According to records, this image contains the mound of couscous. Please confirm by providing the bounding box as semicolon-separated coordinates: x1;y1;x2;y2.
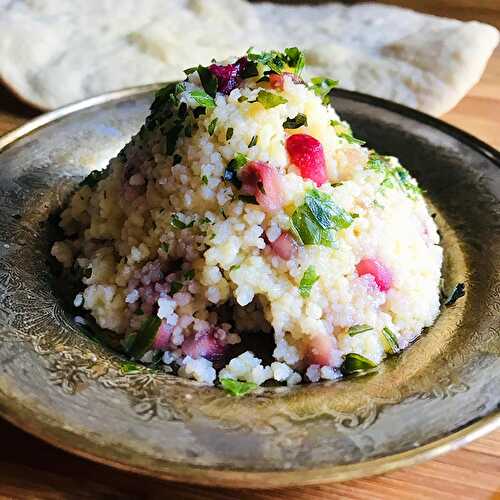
52;48;442;391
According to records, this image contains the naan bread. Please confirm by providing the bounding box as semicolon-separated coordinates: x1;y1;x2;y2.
0;0;497;115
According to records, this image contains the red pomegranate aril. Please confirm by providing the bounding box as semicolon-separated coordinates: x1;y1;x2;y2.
286;134;327;186
153;320;173;351
356;258;393;292
181;330;226;361
240;161;283;212
308;334;335;366
269;72;303;90
270;232;298;260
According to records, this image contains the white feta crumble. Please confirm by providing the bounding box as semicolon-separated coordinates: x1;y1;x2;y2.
125;289;139;304
271;362;293;382
73;293;83;307
157;296;176;319
179;356;216;385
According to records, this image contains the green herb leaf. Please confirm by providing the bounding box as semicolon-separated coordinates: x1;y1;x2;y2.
238;95;248;103
283;113;308;129
197;65;218;97
165;124;183;155
173;154;182;165
248;135;258;148
80;169;107;188
171;213;194;229
284;47;305;75
184;67;197;75
170;281;183;294
247;49;287;74
304;188;354;231
338;132;365;145
382;327;399;354
226;127;234;140
184;270;195;280
290;205;336;247
240;60;259;79
298;266;320;298
238;194;258;204
128;315;161;359
220;378;257;397
310;77;338;105
444;283;465;306
341;353;378;376
348;324;373;336
189;89;215;108
208;117;218;136
254;90;288;109
121;362;141;374
161;243;169;254
224;153;248;188
201;175;208;185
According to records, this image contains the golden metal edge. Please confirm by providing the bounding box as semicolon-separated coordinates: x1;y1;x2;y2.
1;86;499;487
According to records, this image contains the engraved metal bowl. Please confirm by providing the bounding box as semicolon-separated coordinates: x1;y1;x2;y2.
0;86;498;488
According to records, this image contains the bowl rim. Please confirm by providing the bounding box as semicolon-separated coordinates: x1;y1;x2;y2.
0;84;499;488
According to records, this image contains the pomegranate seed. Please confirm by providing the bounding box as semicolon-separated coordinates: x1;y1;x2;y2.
356;258;393;292
182;329;226;361
270;232;298;260
308;334;336;366
153;320;173;351
269;72;303;90
286;134;327;186
240;161;283;212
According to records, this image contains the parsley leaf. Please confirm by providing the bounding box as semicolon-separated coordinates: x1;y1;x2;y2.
189;89;215;108
120;362;141;374
284;47;305;75
304;188;354;231
283;113;308;129
79;169;107;188
254;90;288;109
341;353;377;376
382;327;399;354
170;281;183;294
197;65;218;97
310;77;338;105
226;127;234;140
240;60;259;79
201;175;208;185
248;135;258;148
127;315;161;359
299;266;320;298
348;324;373;336
208;117;218;136
171;213;194;229
338;132;365;145
220;378;257;397
247;47;305;75
224;153;248;188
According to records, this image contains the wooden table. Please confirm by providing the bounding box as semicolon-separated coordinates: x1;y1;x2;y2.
0;43;499;500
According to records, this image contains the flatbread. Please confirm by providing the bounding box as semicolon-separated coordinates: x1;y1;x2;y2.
0;0;497;115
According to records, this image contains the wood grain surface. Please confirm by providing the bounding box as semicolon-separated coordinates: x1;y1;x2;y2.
0;11;499;500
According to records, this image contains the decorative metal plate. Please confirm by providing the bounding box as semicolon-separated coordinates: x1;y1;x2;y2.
0;86;498;488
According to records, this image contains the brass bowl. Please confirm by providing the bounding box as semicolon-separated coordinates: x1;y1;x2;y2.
0;85;498;488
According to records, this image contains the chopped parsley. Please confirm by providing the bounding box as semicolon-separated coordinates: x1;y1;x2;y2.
444;283;465;306
184;270;195;280
80;169;107;188
226;127;234;140
298;266;320;298
290;188;353;247
224;153;248;188
283;113;308;129
382;327;399;354
238;194;258;204
220;378;257;397
248;135;258;148
238;95;248;103
310;77;338;105
348;324;373;336
197;65;218;97
208;117;218;136
201;175;208;185
338;132;365;145
161;242;169;253
254;90;288;109
240;60;259;79
367;151;422;199
247;47;305;75
127;315;161;359
170;281;183;294
189;89;215;108
120;362;141;374
173;154;182;165
341;353;378;376
171;213;194;229
183;67;197;75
